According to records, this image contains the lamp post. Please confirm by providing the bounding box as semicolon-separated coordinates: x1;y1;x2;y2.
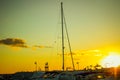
34;61;37;72
76;62;79;70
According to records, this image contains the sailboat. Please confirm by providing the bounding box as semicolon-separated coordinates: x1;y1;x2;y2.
60;2;75;71
31;2;77;80
31;2;115;80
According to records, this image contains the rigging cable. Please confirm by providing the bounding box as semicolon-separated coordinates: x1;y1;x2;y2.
63;11;75;71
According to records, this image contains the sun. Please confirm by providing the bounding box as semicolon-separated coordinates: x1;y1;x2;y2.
101;52;120;68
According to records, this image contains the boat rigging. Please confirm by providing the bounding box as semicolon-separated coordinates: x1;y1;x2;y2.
60;2;75;71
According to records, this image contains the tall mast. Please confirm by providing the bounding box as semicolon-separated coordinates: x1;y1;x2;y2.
61;2;75;71
61;2;65;71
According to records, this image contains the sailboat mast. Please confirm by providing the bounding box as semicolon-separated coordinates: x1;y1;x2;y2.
61;2;65;71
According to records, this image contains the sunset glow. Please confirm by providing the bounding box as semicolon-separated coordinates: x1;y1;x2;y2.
0;0;120;74
101;52;120;68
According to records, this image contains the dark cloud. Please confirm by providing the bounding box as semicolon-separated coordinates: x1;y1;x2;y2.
0;38;28;48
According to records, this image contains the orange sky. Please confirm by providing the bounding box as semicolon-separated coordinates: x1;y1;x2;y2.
0;0;120;74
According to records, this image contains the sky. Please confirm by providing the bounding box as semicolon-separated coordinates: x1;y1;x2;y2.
0;0;120;74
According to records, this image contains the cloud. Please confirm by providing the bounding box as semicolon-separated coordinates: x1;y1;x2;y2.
0;38;28;48
34;45;53;48
57;52;75;56
65;49;103;56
